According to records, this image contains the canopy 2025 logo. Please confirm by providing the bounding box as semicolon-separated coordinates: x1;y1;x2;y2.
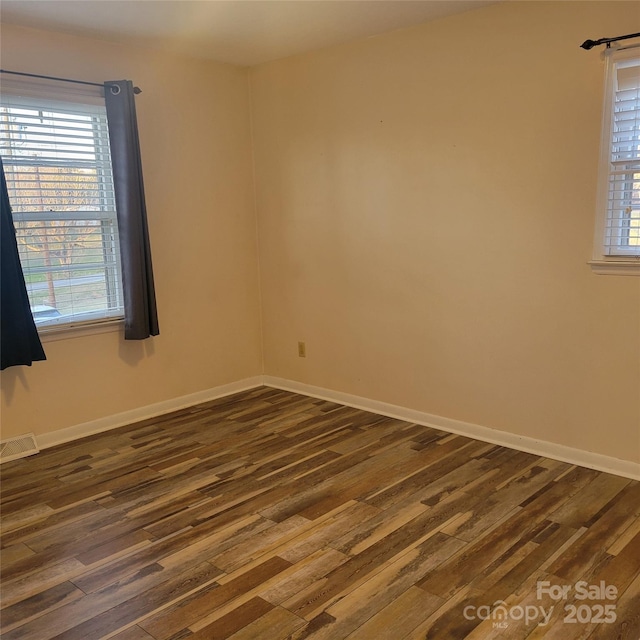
537;580;617;624
462;580;618;629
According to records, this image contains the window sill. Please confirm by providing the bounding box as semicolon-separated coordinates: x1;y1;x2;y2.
38;318;124;343
589;260;640;276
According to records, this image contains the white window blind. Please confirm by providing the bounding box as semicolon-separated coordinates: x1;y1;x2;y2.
0;90;124;327
601;53;640;257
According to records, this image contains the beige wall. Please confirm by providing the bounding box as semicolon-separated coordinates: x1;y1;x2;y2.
250;2;640;463
0;24;263;439
2;3;639;465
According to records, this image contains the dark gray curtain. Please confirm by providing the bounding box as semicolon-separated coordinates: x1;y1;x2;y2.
104;80;159;340
0;156;46;369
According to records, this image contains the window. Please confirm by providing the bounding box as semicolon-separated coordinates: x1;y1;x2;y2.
591;47;640;274
0;82;124;327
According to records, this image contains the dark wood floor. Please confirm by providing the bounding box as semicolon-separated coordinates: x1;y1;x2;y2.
1;387;639;639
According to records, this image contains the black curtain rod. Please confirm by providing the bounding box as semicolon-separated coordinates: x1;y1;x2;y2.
0;69;141;94
581;32;640;50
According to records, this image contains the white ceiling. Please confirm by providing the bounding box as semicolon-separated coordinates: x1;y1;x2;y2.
0;1;496;66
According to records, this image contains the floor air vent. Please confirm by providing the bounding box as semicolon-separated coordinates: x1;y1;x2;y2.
0;434;39;464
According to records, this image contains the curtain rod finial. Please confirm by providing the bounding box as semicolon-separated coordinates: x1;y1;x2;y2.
580;39;597;50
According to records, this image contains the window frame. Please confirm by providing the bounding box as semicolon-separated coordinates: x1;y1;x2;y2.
0;80;126;332
590;45;640;275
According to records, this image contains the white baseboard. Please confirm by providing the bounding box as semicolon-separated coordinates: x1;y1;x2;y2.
37;376;264;450
263;376;640;481
35;374;639;481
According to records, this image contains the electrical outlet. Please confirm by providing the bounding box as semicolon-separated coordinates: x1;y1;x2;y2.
298;341;306;358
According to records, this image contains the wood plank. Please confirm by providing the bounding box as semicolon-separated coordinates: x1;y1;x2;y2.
188;597;273;639
343;586;442;640
307;533;460;637
108;626;157;640
0;581;85;633
259;548;348;605
2;560;222;640
284;499;474;619
139;557;291;640
547;482;640;582
549;473;631;528
223;606;305;640
1;388;637;640
0;542;36;567
37;562;222;640
587;571;640;640
0;557;87;609
416;467;592;600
